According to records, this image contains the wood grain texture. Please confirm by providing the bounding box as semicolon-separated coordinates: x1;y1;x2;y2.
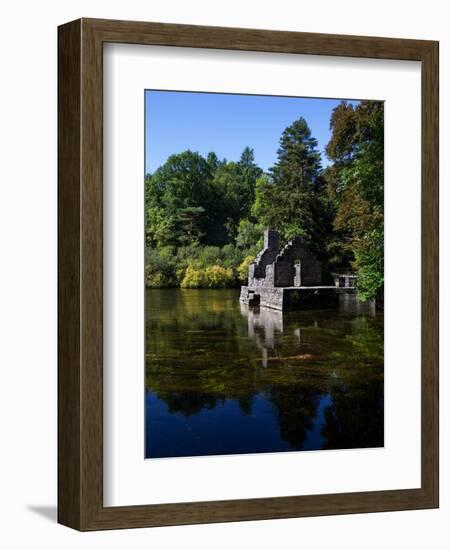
57;19;82;530
57;18;439;531
420;41;439;505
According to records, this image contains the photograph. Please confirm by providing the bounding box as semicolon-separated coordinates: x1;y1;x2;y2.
144;90;385;459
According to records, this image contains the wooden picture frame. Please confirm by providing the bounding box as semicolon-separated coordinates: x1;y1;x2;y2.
58;18;439;531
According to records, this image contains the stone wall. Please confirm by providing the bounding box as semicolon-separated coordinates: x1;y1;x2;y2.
298;258;323;286
294;262;301;287
274;261;294;287
249;231;323;288
250;229;280;281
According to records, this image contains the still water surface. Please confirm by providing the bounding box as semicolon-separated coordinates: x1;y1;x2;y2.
145;289;384;458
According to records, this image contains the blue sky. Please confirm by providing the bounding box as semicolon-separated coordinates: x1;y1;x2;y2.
145;90;359;174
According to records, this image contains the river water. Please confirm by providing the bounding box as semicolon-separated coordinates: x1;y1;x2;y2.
145;288;384;458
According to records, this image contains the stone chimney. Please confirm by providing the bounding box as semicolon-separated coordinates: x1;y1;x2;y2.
264;229;279;251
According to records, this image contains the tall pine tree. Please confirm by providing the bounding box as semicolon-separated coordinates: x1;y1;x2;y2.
252;117;331;255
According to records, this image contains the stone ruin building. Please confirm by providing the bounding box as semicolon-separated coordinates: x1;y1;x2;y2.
240;229;339;311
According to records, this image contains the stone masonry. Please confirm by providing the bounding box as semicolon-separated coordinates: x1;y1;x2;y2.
240;229;339;311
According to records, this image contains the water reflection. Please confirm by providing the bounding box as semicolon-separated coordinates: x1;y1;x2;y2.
241;303;284;367
146;289;383;458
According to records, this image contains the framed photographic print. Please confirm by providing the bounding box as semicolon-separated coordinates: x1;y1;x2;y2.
58;18;439;530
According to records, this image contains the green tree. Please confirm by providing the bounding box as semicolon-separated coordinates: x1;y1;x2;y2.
206;151;219;170
211;151;262;240
173;206;205;245
238;147;263;213
326;100;384;300
235;218;262;253
252;118;331;255
146;151;217;247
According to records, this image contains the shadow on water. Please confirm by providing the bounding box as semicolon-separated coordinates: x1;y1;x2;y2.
145;289;384;458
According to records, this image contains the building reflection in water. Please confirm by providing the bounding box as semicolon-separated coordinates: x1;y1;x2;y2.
240;302;285;368
240;293;376;370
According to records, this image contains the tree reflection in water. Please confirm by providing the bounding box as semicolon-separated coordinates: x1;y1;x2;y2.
145;289;383;458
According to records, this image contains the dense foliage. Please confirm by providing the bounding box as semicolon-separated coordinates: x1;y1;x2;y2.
324;101;384;300
252;117;332;255
145;101;384;301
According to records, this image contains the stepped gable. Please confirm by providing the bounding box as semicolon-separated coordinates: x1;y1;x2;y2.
248;230;322;288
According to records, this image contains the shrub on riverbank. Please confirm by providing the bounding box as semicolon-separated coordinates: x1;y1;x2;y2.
181;264;234;288
145;238;259;289
237;255;255;284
